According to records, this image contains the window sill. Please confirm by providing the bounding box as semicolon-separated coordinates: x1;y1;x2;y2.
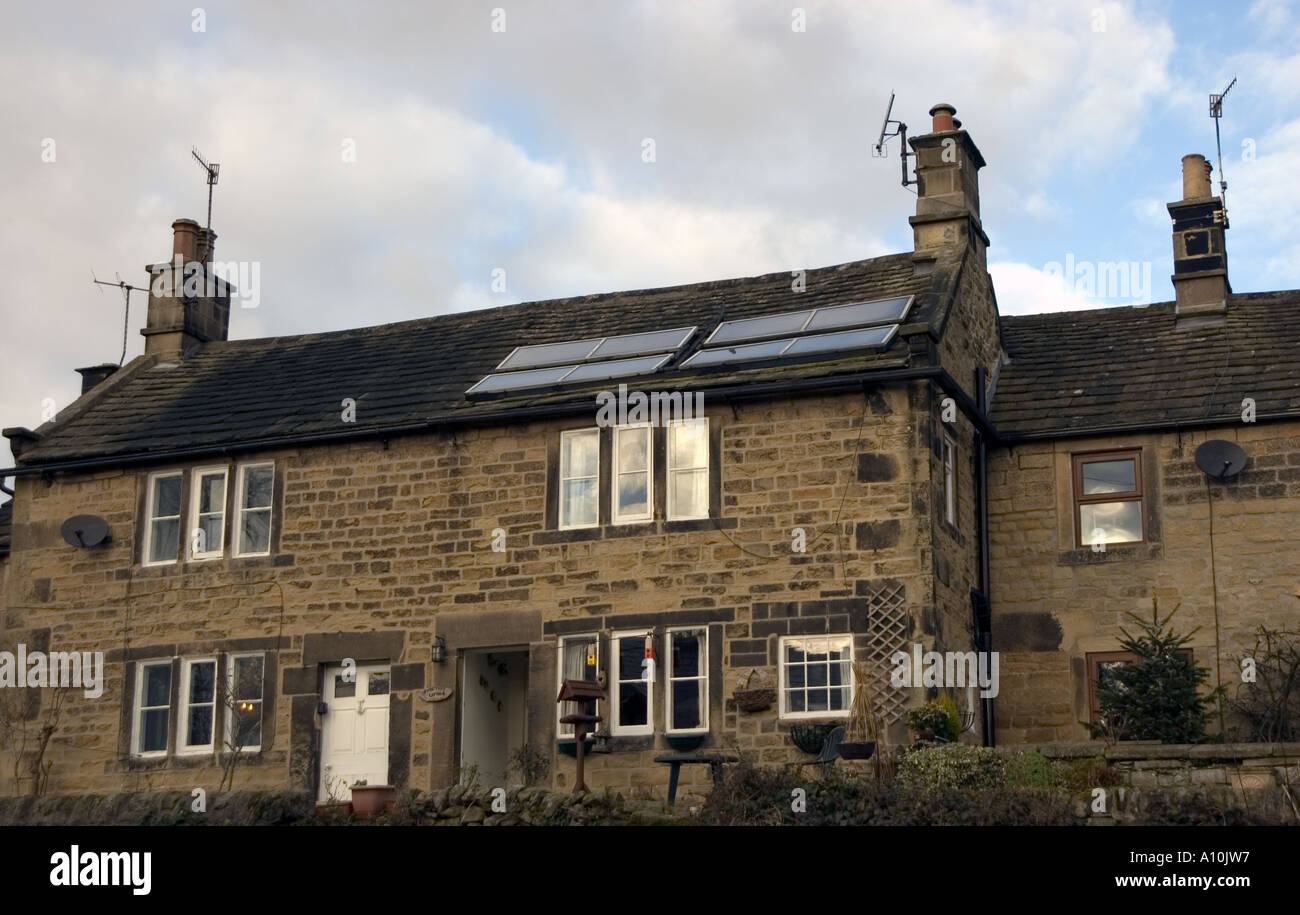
124;553;295;578
535;517;736;545
1057;543;1163;565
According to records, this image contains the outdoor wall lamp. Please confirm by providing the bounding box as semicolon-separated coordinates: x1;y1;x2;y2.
431;636;447;663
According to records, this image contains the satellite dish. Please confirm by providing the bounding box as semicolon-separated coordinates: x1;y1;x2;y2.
1194;440;1247;481
60;515;110;548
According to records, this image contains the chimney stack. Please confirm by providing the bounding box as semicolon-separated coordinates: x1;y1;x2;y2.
75;363;119;394
909;104;989;263
1168;153;1229;321
141;218;231;359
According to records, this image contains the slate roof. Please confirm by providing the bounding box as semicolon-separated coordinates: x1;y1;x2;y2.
0;500;11;558
15;251;954;466
992;291;1300;439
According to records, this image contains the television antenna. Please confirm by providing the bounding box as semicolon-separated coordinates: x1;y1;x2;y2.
191;146;220;232
872;91;915;188
92;271;150;365
1209;77;1236;228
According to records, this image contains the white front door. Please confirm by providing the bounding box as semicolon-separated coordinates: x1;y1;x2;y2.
319;663;391;802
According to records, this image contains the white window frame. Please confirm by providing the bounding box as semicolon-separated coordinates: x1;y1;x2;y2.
778;634;855;721
942;432;957;528
610;629;654;736
234;462;275;557
188;467;228;561
559;428;600;530
667;417;710;521
132;659;173;757
612;424;654;525
666;626;708;734
177;657;217;755
556;634;601;739
225;652;265;753
142;471;184;567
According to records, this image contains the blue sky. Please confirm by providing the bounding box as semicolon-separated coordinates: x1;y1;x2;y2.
2;0;1299;471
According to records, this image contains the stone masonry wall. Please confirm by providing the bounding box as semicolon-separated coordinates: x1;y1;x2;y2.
1;386;945;800
988;422;1300;743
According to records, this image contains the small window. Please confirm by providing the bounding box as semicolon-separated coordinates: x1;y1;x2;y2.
227;653;265;752
779;635;853;719
556;634;600;738
1073;451;1144;548
188;468;227;560
1087;648;1193;723
134;661;173;756
178;658;217;754
667;418;709;520
559;429;600;529
613;426;653;524
235;463;275;556
611;630;653;736
143;472;183;565
942;432;957;528
667;627;707;733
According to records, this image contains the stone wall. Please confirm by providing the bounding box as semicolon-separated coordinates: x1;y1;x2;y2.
1;385;949;799
988;423;1300;743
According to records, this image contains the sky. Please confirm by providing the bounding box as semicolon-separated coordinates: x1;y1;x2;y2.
2;0;1298;473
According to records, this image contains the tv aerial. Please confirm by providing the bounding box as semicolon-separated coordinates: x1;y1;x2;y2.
192;146;220;232
872;91;915;188
1209;77;1236;228
91;270;150;365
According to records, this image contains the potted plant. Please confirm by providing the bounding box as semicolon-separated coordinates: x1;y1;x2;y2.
315;768;354;819
350;779;397;819
838;663;877;760
906;699;959;745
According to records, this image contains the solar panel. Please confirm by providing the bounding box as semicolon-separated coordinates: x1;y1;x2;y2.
466;365;576;394
782;325;896;355
497;338;601;371
682;339;795;367
497;326;696;370
804;296;912;332
563;354;671;383
704;295;912;346
683;325;898;368
706;311;812;346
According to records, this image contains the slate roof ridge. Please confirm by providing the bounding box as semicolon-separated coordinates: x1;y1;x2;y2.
206;250;919;351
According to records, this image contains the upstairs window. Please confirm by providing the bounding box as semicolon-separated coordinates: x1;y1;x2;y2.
235;463;275;556
667;419;709;520
613;425;653;524
941;432;957;528
189;468;227;560
144;472;183;565
559;429;600;529
1073;451;1144;548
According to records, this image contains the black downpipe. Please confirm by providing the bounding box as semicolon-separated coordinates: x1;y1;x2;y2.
974;366;995;747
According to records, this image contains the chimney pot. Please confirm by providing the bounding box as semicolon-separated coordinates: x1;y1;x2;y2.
172;218;200;262
75;363;119;395
929;103;957;133
1181;154;1213;200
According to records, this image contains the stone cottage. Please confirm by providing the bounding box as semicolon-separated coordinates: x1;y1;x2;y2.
0;103;1296;802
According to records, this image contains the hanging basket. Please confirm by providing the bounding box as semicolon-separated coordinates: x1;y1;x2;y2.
733;669;776;714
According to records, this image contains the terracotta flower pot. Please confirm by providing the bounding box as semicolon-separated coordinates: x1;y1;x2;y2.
315;802;353;819
350;785;397;819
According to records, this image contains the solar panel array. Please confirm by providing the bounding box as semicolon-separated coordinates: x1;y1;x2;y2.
464;295;913;394
684;295;911;368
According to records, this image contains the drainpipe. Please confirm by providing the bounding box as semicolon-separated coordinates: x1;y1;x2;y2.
974;366;995;747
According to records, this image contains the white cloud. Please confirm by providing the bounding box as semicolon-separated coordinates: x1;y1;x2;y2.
989;261;1115;315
